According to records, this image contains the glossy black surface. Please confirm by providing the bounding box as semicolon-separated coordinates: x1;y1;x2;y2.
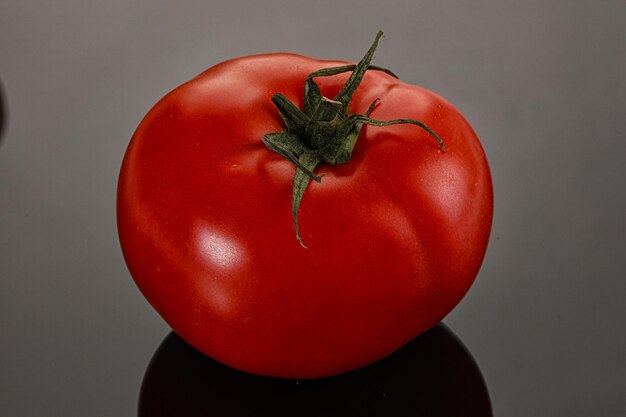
1;1;625;416
139;325;491;417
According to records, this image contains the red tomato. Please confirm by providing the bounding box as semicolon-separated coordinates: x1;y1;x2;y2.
118;32;493;378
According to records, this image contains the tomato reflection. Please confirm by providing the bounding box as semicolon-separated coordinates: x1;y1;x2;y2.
138;324;492;417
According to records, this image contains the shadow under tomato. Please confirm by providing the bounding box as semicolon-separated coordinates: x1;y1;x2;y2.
138;324;492;417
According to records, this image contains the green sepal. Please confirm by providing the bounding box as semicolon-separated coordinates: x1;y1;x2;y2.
318;115;359;165
334;31;384;113
261;132;321;182
306;64;398;82
303;77;323;117
292;152;322;248
321;99;381;165
304;64;396;120
271;93;309;136
326;121;362;165
354;115;446;152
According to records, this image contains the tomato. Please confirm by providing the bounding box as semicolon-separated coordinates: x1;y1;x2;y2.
117;31;493;378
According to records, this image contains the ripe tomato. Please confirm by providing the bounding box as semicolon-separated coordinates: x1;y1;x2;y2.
118;32;493;378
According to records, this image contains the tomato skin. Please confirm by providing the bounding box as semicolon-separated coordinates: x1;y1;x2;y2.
117;53;493;378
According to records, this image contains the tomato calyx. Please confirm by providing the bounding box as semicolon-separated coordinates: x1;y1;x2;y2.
262;31;446;248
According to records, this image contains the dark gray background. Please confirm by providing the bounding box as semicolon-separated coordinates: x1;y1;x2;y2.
1;1;625;416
